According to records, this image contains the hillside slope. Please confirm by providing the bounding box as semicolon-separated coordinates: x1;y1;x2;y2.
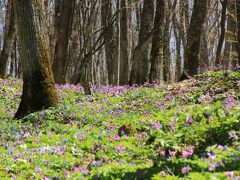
0;69;239;179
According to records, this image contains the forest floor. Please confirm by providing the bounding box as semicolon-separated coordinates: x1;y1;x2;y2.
0;69;240;179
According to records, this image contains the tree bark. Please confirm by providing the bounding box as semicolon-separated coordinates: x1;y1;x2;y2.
185;0;208;76
119;0;129;85
14;0;58;119
223;1;237;66
149;0;165;83
52;0;75;84
101;0;118;85
215;0;228;66
129;0;154;84
0;0;16;78
236;0;240;65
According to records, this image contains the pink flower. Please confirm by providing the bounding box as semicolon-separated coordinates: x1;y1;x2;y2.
116;145;125;153
208;165;216;171
216;161;225;167
63;171;70;178
169;150;177;157
182;150;190;157
187;147;194;155
152;121;162;130
37;168;43;175
181;166;191;174
224;171;234;179
159;150;165;157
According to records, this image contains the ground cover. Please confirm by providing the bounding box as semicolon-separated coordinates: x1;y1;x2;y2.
0;69;239;179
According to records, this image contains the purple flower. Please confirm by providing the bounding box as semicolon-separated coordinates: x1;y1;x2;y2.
185;116;193;125
152;121;162;130
169;120;175;132
37;168;43;174
217;145;224;151
208;165;216;171
116;145;125;153
64;171;70;178
169;150;177;157
181;166;191;174
216;161;225;167
181;147;193;158
224;171;234;179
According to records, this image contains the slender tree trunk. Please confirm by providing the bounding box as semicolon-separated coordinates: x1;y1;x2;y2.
215;0;228;66
119;0;129;85
199;30;209;71
52;0;75;84
0;0;16;78
236;0;240;64
14;0;58;119
223;1;237;66
149;0;165;83
101;0;117;85
185;0;208;76
163;0;172;82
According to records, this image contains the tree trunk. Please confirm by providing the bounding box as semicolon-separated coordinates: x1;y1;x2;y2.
14;0;58;119
223;1;237;66
149;0;165;83
236;0;240;65
185;0;208;76
129;0;154;84
215;0;228;66
101;0;117;85
52;0;75;84
119;0;129;85
163;0;172;82
0;0;16;78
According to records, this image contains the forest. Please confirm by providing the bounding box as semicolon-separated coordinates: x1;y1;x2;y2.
0;0;240;179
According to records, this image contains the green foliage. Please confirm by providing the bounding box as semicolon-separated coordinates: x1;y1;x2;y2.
0;70;239;179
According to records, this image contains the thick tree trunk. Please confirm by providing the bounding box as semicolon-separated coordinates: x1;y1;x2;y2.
14;0;58;119
129;0;154;84
185;0;208;76
149;0;165;83
0;0;16;78
52;0;75;84
215;0;228;66
119;0;129;85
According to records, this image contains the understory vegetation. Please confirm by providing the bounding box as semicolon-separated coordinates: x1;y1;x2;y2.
0;69;240;179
